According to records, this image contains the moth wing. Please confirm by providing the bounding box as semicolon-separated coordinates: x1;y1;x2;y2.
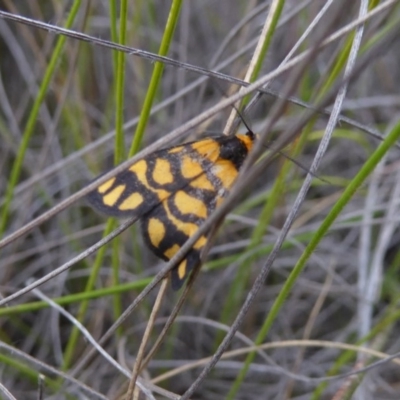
87;136;249;290
87;138;221;218
170;251;201;290
141;192;210;290
86;149;176;218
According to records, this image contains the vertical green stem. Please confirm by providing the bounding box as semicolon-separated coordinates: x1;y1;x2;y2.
0;0;82;236
227;121;400;399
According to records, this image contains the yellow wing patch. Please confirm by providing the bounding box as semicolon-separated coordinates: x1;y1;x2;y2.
87;132;255;290
98;178;116;194
148;218;166;248
103;184;126;206
153;159;173;185
174;190;208;219
119;192;144;210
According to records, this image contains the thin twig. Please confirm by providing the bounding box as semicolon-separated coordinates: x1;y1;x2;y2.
140;257;204;371
0;217;138;306
180;10;400;397
224;0;281;134
126;278;168;400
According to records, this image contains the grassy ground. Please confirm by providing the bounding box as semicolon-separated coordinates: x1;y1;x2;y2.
1;1;400;399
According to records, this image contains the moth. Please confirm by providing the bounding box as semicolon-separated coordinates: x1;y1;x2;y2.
87;132;255;289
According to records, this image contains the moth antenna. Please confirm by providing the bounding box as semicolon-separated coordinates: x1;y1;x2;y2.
231;104;256;140
265;145;330;185
230;92;329;184
210;79;256;139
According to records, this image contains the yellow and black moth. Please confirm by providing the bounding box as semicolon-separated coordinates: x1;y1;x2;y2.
87;132;255;290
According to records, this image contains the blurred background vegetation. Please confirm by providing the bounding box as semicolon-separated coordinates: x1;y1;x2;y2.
1;1;400;399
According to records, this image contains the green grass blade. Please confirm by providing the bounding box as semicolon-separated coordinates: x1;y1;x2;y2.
61;0;130;368
0;0;82;236
227;120;400;399
128;0;184;157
